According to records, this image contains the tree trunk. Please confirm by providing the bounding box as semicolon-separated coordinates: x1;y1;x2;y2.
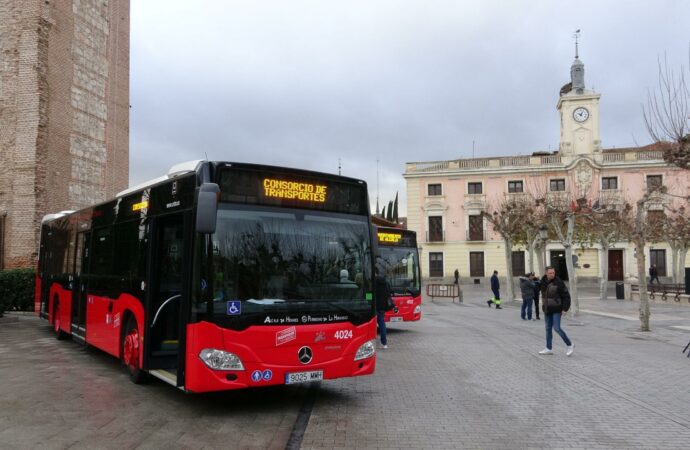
529;234;541;274
678;246;690;284
635;239;650;331
564;244;579;316
599;238;610;301
563;217;579;316
504;238;515;302
670;245;680;283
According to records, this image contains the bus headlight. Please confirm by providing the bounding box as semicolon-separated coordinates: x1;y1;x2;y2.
414;305;421;314
199;348;245;370
354;340;376;361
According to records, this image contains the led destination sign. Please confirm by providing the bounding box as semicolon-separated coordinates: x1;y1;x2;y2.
376;228;416;247
378;232;402;243
219;166;368;215
262;178;327;203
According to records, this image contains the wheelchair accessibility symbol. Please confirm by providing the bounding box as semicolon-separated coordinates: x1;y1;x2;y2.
226;301;241;315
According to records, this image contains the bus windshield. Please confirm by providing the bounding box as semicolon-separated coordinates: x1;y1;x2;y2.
376;246;420;295
201;204;374;327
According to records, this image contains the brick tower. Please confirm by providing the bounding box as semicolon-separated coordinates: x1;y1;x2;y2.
0;0;130;268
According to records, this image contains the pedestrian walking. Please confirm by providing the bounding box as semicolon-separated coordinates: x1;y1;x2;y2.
519;273;535;320
454;268;459;285
374;266;392;349
649;264;660;285
487;270;502;309
532;274;541;320
538;266;574;356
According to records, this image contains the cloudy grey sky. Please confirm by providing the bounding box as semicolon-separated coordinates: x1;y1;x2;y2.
130;0;690;216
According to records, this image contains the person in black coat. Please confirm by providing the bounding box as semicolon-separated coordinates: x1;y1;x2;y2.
374;267;391;348
538;266;573;356
532;273;541;320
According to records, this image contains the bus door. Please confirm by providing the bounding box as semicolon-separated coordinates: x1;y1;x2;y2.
146;213;190;381
71;231;90;340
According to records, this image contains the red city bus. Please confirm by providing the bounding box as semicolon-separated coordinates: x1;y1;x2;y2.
374;227;422;322
36;161;377;392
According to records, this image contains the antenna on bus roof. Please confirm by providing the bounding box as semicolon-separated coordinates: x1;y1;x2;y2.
205;152;208;161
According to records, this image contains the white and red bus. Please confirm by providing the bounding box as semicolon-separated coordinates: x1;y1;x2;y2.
374;227;422;322
36;161;377;392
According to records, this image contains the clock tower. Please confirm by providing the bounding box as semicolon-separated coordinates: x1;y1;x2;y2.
557;40;601;156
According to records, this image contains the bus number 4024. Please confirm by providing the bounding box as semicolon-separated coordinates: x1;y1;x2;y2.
334;330;353;340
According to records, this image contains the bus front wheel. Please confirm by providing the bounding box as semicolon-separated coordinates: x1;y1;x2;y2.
53;300;67;340
122;316;147;384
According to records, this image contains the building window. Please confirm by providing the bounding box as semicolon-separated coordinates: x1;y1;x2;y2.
508;180;523;193
649;249;666;277
428;216;443;242
469;252;485;277
512;251;525;276
468;215;484;241
602;177;618;190
468;182;483;195
646;175;663;192
428;184;442;196
429;252;444;277
550;179;566;192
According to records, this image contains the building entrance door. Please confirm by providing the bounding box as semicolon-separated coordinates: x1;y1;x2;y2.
549;250;568;281
608;250;624;281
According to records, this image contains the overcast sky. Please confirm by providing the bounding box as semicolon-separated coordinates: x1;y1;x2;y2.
130;0;690;216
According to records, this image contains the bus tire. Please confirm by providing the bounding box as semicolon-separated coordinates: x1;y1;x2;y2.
122;316;147;384
53;299;68;340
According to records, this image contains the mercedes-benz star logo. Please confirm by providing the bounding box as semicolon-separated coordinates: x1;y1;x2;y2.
298;346;313;364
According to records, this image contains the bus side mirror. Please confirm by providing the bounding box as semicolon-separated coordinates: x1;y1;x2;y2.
196;183;220;234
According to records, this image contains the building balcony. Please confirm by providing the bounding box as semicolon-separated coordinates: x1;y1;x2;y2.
596;190;624;209
426;231;445;243
465;229;487;241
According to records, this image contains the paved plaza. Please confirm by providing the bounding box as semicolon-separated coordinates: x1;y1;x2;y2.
1;284;690;449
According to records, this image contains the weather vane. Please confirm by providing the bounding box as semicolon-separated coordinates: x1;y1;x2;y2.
573;29;581;58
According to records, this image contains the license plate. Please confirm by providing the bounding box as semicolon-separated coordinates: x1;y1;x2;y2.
390;316;403;322
285;370;324;385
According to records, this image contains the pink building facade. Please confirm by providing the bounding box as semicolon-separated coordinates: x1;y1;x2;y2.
404;55;690;283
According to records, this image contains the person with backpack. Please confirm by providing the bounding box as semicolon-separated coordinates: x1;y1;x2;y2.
519;273;535;320
538;266;574;356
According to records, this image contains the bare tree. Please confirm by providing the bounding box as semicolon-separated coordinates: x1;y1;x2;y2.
659;206;690;283
541;194;582;315
482;196;533;303
582;202;632;301
643;48;690;169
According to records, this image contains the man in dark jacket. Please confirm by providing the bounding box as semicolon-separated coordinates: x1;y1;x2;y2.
519;273;535;320
538;266;573;356
374;267;391;348
532;274;541;320
649;265;660;284
487;270;502;309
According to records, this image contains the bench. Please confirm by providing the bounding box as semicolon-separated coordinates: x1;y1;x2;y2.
647;283;686;302
631;283;687;302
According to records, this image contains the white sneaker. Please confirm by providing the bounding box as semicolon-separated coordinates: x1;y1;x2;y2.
538;348;553;355
382;345;388;349
566;344;574;356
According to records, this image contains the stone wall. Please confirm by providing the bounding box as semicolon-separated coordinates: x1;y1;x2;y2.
0;0;129;269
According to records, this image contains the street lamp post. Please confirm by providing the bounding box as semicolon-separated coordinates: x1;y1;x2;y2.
538;224;549;274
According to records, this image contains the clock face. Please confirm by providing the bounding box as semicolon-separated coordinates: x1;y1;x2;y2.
573;107;589;123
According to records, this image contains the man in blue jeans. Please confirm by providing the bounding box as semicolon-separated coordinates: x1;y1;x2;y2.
538;266;574;356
